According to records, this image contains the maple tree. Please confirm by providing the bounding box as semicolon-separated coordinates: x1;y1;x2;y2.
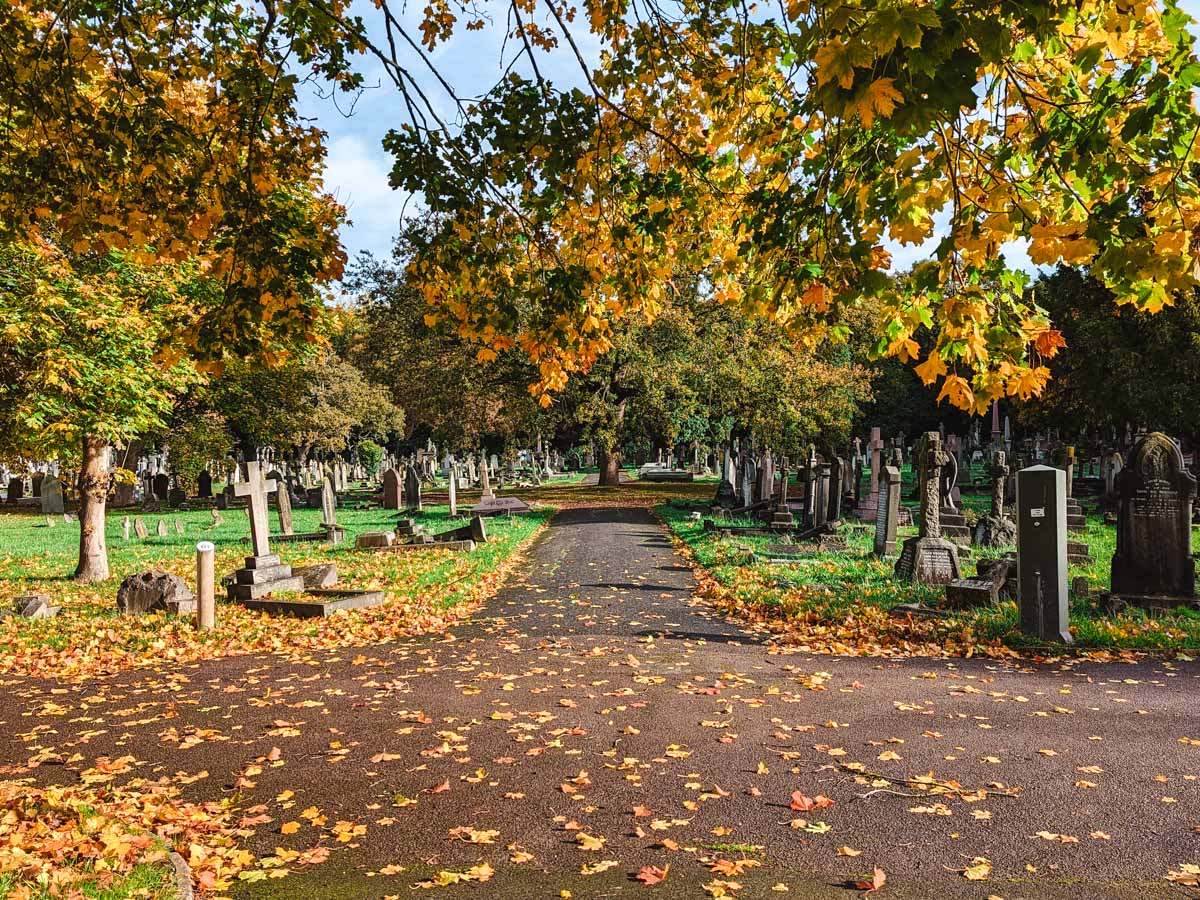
0;1;352;580
348;0;1200;412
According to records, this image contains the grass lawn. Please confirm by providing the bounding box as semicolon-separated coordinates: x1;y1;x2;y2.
0;863;175;900
659;469;1200;656
0;487;552;680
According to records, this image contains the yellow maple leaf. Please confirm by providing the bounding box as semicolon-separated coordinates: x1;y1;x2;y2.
937;373;975;410
856;78;904;128
913;352;948;386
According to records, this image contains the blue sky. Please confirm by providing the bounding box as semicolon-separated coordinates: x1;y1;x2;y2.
303;0;1200;272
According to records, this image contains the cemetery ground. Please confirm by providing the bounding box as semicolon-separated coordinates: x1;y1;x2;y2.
0;481;1199;898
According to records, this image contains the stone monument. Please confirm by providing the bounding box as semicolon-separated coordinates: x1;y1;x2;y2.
894;432;962;584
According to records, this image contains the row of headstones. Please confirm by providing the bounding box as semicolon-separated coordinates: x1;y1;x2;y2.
876;431;1196;641
713;445;847;528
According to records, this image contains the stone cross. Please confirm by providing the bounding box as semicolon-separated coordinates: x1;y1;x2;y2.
990;451;1009;517
233;461;277;558
918;432;948;540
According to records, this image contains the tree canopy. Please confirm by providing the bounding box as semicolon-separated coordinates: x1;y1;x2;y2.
361;0;1200;412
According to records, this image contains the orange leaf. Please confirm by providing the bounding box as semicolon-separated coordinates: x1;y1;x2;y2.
636;864;669;884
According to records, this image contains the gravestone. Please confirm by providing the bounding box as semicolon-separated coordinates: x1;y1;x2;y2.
227;461;305;600
174;518;183;534
117;571;196;616
770;461;794;528
197;470;213;498
827;457;843;523
152;472;170;501
6;477;23;502
855;428;884;520
40;475;64;515
479;455;495;500
31;473;43;498
894;432;962;584
974;451;1017;547
382;469;401;509
1110;432;1196;609
122;516;131;540
713;447;737;509
320;477;345;544
156;519;168;537
873;465;901;558
813;462;830;527
448;466;458;517
134;517;149;539
276;482;294;535
211;508;223;527
404;465;422;512
1017;465;1072;642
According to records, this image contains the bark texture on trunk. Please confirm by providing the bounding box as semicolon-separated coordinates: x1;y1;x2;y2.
75;434;111;583
598;450;622;486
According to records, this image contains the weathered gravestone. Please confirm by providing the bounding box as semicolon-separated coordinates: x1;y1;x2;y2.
855;428;884;521
122;516;131;540
226;462;305;600
1110;432;1196;609
479;455;495;500
152;472;170;501
320;477;345;543
117;571;196;616
873;465;901;558
134;517;148;539
894;432;962;585
40;475;64;515
156;519;168;537
382;469;401;509
448;466;458;517
404;465;422;512
276;482;294;535
6;477;24;502
974;451;1017;548
1017;465;1072;642
197;470;213;498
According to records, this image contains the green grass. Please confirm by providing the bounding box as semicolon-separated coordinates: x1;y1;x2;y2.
0;484;553;677
659;480;1200;653
0;862;175;900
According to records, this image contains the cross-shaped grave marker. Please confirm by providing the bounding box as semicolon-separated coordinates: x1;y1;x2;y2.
234;461;277;558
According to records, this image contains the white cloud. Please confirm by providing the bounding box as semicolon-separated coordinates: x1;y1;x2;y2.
321;134;407;260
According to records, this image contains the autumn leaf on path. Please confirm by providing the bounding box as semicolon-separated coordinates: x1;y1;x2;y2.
851;868;887;892
790;791;834;811
636;864;669;884
961;857;992;880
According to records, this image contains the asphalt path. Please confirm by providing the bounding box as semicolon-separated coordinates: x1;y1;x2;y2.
2;506;1198;899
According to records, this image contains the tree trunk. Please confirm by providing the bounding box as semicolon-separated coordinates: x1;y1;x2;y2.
598;449;622;486
75;435;111;583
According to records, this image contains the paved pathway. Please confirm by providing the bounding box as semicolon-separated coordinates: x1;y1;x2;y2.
2;506;1199;898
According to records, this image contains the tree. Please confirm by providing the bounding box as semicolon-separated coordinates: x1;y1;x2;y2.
1023;266;1200;444
0;244;203;581
358;0;1200;412
211;354;404;465
0;1;352;579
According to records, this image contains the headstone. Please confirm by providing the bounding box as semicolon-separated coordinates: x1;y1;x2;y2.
356;531;395;549
31;472;43;497
10;594;60;619
276;481;294;535
156;519;168;537
152;472;170;501
873;465;901;558
174;518;184;535
404;465;422;511
827;457;844;523
197;470;213;498
117;571;196;616
382;469;401;509
856;428;884;520
813;462;830;527
320;477;345;543
211;508;223;527
134;517;148;539
292;563;338;589
974;451;1017;548
6;477;24;502
894;432;962;585
448;466;458;517
234;461;277;559
40;475;64;514
1016;465;1073;642
1110;432;1196;609
479;455;495;500
122;516;131;540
